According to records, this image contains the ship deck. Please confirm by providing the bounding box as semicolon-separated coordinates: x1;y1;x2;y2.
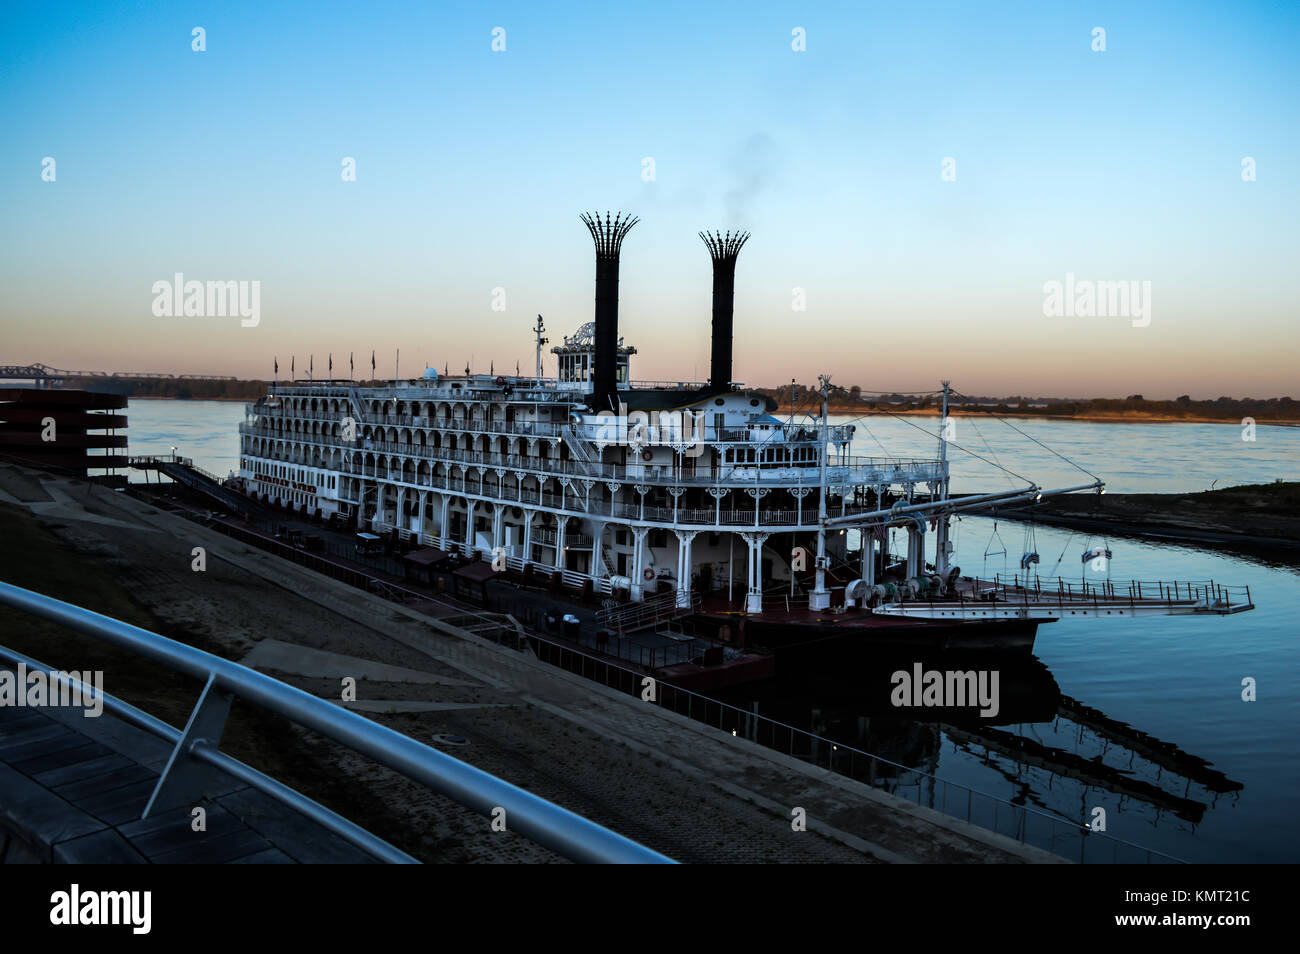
885;574;1256;620
700;574;1255;623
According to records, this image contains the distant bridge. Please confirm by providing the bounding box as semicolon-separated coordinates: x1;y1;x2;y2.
0;363;239;385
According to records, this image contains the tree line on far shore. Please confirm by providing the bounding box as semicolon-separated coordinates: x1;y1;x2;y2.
757;385;1299;421
69;377;269;400
69;375;1297;421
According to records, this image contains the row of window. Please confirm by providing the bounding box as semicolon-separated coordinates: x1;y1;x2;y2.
241;458;338;491
272;398;531;422
617;528;728;549
556;352;630;384
721;447;819;465
247;435;822;473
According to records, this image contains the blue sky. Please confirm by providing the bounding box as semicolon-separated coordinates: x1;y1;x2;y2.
2;0;1297;396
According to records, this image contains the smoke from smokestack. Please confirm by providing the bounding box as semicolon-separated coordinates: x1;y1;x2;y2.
580;211;638;412
700;229;750;393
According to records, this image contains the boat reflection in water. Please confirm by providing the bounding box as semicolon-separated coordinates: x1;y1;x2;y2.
719;648;1243;845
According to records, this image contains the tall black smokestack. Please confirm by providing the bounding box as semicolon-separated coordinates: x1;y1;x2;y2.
700;229;750;393
580;211;639;412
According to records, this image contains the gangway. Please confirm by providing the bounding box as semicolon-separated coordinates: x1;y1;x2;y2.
596;589;700;636
874;574;1254;621
128;454;252;515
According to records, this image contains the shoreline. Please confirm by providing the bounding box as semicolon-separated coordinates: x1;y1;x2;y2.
990;483;1300;559
802;407;1300;426
994;508;1300;557
125;394;253;402
58;393;1300;425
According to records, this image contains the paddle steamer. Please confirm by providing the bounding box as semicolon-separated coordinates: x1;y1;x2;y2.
233;213;1253;654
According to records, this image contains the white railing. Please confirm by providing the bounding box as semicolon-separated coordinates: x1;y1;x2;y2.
251;407;861;454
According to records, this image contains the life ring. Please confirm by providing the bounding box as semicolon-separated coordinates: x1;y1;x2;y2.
494;375;506;386
643;568;655;581
640;448;653;462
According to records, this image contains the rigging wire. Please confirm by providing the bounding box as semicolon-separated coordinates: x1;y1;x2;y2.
951;389;1102;482
813;386;1101;508
1020;522;1040;571
844;405;1038;484
983;521;1008;577
859;419;891;456
965;412;1020;491
1043;530;1077;580
813;384;894;456
1081;533;1114;580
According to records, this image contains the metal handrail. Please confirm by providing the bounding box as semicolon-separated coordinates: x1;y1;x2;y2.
0;643;415;863
0;581;673;864
985;573;1251;609
239;420;946;485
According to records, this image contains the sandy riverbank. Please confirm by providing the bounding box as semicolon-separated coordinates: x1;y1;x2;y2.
996;482;1300;555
